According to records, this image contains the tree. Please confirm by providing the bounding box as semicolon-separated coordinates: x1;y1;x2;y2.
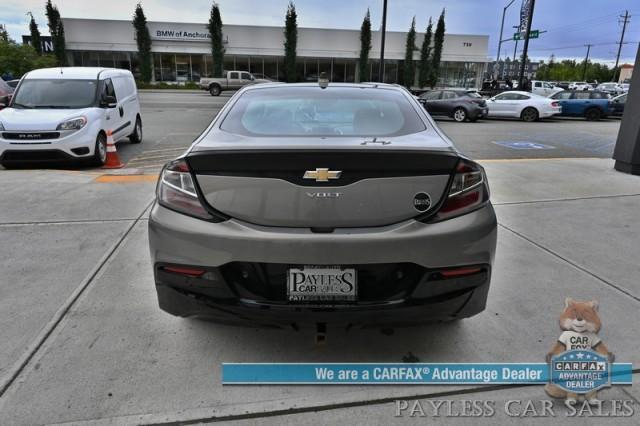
418;17;433;88
132;3;152;83
45;0;67;65
0;39;57;78
429;9;445;88
207;2;225;78
403;17;416;88
28;12;42;55
283;2;298;82
0;25;12;43
358;9;372;82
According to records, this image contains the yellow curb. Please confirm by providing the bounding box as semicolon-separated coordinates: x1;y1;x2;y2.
94;175;158;183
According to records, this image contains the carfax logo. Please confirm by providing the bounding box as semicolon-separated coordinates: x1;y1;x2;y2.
544;298;614;404
550;350;610;394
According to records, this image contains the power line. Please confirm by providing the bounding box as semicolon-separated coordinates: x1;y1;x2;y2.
527;41;636;52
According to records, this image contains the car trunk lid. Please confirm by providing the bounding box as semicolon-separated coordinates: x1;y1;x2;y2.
188;147;459;228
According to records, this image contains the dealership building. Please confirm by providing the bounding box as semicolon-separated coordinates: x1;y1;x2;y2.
61;18;489;88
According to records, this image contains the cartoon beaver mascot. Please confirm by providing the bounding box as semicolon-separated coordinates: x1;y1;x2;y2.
544;298;614;403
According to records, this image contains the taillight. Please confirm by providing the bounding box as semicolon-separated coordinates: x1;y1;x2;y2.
162;266;206;277
430;159;489;222
551;101;559;107
157;159;216;220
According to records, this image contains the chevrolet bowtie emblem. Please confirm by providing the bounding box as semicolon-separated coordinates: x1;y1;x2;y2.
303;168;342;182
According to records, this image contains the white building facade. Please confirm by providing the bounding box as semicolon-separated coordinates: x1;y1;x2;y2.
62;18;489;88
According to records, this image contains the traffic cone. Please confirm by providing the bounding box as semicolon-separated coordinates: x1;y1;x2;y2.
102;130;125;169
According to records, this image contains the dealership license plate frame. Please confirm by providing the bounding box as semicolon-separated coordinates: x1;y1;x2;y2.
287;266;357;302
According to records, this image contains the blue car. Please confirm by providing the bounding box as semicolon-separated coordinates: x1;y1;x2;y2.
550;90;610;120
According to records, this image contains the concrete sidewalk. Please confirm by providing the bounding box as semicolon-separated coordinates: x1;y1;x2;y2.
0;158;638;425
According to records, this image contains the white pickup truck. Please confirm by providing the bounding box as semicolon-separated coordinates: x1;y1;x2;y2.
199;71;270;96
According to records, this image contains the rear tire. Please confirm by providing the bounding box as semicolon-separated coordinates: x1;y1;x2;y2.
585;108;602;121
92;132;107;167
129;116;143;144
521;107;539;122
209;84;221;96
452;107;467;122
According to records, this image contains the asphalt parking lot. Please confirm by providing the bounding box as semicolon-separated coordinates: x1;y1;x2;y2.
0;91;638;424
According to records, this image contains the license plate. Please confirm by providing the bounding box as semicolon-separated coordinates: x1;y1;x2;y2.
287;266;357;302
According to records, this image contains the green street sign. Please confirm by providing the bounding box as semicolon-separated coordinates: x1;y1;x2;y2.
513;30;539;40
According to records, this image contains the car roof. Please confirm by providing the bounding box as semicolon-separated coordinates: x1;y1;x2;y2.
24;67;132;80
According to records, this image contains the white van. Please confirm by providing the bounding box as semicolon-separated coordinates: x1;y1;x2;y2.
0;67;142;167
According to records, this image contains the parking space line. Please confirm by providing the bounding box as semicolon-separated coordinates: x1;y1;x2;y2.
480;157;600;163
94;175;158;183
0;199;154;398
493;192;640;206
498;222;640;304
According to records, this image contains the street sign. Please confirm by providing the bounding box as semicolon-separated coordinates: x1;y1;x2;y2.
513;30;539;40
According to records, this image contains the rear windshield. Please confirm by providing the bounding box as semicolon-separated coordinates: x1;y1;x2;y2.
219;86;426;137
12;79;98;109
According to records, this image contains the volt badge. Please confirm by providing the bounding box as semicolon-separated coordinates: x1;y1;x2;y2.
413;193;432;212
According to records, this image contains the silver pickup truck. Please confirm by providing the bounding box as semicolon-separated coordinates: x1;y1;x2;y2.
199;71;270;96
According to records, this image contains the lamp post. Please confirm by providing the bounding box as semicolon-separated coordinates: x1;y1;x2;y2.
496;0;516;66
379;0;388;82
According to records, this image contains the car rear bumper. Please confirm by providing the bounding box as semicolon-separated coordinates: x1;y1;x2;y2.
148;202;498;326
469;107;489;119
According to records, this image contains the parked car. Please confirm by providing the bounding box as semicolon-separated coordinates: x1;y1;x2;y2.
0;67;142;168
478;79;513;97
568;82;591;91
596;82;622;96
549;90;610;120
486;91;561;121
556;81;570;90
251;73;277;82
148;82;497;327
609;93;627;116
418;89;488;122
199;70;270;96
619;83;630;93
531;80;563;97
0;79;13;110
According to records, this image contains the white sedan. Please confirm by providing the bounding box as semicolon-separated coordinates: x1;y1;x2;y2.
486;91;562;122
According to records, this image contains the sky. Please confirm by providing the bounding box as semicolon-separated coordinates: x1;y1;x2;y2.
1;0;639;65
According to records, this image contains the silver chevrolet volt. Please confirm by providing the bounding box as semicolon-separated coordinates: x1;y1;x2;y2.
148;82;497;328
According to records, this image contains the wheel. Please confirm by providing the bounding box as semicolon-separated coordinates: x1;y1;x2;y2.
92;132;107;166
585;108;602;121
129;116;143;144
209;84;221;96
452;107;467;122
521;107;539;122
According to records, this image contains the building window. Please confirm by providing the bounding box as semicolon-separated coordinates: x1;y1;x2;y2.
236;56;249;72
263;56;280;81
249;56;263;76
318;58;331;81
223;56;235;74
175;54;191;81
